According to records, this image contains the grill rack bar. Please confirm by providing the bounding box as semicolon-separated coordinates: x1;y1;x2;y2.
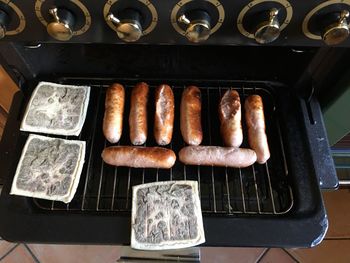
32;83;293;216
80;90;102;211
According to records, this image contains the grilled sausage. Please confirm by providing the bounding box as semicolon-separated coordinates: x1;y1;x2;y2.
179;146;257;168
219;89;243;147
154;84;175;145
245;95;270;164
180;86;203;145
129;82;149;145
102;146;176;168
103;83;125;144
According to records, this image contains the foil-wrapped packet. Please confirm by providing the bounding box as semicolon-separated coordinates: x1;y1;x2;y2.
20;81;90;136
10;134;85;203
131;181;205;250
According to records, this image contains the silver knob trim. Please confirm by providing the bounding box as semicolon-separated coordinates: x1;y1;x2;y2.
254;8;280;44
107;12;143;42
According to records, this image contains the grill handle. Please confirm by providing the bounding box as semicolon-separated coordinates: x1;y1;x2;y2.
300;95;339;190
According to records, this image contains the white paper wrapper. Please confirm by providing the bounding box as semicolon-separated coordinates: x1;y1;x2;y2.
20;81;90;136
131;181;205;250
10;134;85;203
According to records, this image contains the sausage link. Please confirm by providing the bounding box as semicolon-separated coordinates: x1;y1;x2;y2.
179;146;256;168
218;89;243;147
154;84;175;145
103;83;125;143
129;82;149;145
245;95;270;164
102;146;176;168
180;86;203;145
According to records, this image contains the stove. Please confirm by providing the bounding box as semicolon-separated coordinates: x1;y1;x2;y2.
0;0;345;248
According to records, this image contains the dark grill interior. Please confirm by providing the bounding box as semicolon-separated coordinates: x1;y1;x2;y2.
29;81;293;215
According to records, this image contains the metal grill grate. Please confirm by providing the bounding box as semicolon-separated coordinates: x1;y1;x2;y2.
32;82;293;215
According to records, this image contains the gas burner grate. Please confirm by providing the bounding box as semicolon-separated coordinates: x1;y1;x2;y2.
31;82;293;215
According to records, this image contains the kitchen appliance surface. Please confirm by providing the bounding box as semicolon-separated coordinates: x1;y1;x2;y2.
0;0;343;248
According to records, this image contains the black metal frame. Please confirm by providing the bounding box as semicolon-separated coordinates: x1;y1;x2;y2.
0;43;339;247
0;77;330;247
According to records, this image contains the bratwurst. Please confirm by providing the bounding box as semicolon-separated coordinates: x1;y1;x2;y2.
129;82;149;145
154;84;174;145
179;146;257;168
103;83;125;144
102;146;176;169
245;95;270;164
218;89;243;147
180;86;203;145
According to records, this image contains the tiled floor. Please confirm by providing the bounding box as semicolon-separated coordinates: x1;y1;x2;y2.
0;189;349;262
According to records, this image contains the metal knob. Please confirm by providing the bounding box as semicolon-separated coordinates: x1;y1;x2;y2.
178;10;211;43
0;9;9;40
254;8;280;44
322;10;350;45
107;9;142;42
47;7;75;41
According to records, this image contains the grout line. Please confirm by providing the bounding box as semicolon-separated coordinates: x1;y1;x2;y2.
24;244;41;263
324;237;350;240
255;248;269;263
282;248;301;263
0;243;19;261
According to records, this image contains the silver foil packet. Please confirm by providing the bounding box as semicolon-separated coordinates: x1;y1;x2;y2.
10;134;85;203
131;181;205;250
20;81;90;136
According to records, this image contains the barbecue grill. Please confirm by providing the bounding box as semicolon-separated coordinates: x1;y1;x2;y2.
0;0;345;248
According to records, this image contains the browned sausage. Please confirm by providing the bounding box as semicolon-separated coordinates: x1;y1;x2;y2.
245;95;270;164
180;86;202;145
129;82;149;145
219;89;243;147
179;146;257;168
154;84;175;145
102;146;176;168
103;83;125;143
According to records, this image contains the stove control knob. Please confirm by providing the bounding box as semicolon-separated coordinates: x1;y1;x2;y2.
107;9;142;42
178;10;211;43
254;8;280;44
322;10;349;45
0;9;9;39
47;7;75;41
